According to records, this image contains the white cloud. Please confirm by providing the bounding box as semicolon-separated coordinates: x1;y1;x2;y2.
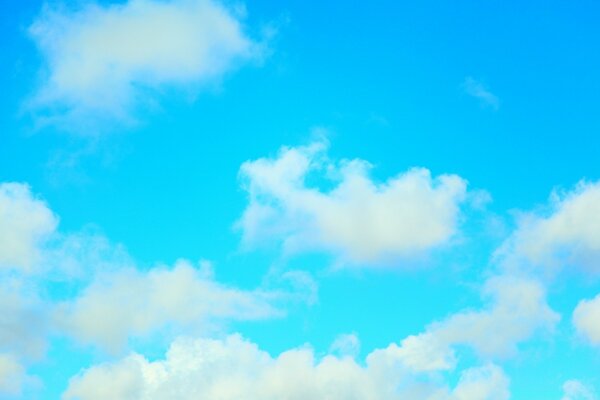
238;141;469;264
381;276;559;372
498;180;600;274
0;183;58;272
63;334;509;400
29;0;264;126
0;286;48;360
463;77;499;110
0;354;27;397
573;293;600;346
562;380;597;400
56;260;281;352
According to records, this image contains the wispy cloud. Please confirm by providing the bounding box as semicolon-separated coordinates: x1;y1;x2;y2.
463;77;500;110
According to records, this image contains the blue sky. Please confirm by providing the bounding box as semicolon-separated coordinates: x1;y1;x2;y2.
1;0;600;399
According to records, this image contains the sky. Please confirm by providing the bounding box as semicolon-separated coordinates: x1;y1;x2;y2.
1;0;600;399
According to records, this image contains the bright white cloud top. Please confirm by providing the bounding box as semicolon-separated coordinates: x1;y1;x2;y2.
238;141;469;264
63;334;510;400
29;0;263;124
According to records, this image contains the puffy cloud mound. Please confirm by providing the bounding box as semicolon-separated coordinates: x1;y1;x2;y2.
29;0;263;125
63;334;509;400
56;260;281;352
498;180;600;273
379;276;559;372
573;293;600;346
238;141;469;264
0;183;57;272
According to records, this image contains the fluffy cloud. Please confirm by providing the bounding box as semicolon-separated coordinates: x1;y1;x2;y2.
0;183;58;271
498;181;600;273
56;260;281;352
380;276;559;372
63;334;509;400
562;380;597;400
573;293;600;346
29;0;264;125
238;141;469;264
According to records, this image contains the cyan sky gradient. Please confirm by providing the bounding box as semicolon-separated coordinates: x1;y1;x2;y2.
1;1;600;399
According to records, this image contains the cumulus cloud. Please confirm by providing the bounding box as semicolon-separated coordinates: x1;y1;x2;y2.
63;334;509;400
29;0;264;126
498;180;600;274
380;276;559;372
0;183;58;272
573;293;600;346
463;77;499;110
562;380;597;400
56;260;281;352
238;141;469;264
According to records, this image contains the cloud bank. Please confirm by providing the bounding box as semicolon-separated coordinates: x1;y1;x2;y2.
63;334;510;400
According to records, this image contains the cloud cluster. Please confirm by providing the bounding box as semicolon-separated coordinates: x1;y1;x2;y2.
63;334;509;400
29;0;264;126
238;141;469;264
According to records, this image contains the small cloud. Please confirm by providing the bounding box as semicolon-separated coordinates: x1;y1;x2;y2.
463;77;500;110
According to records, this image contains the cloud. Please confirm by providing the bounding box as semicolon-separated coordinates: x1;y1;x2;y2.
29;0;264;128
55;260;282;352
452;364;510;400
0;286;49;360
463;77;499;110
573;293;600;346
562;380;597;400
497;180;600;274
0;354;27;397
63;334;509;400
237;140;469;264
380;275;559;372
329;333;360;358
0;183;58;272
